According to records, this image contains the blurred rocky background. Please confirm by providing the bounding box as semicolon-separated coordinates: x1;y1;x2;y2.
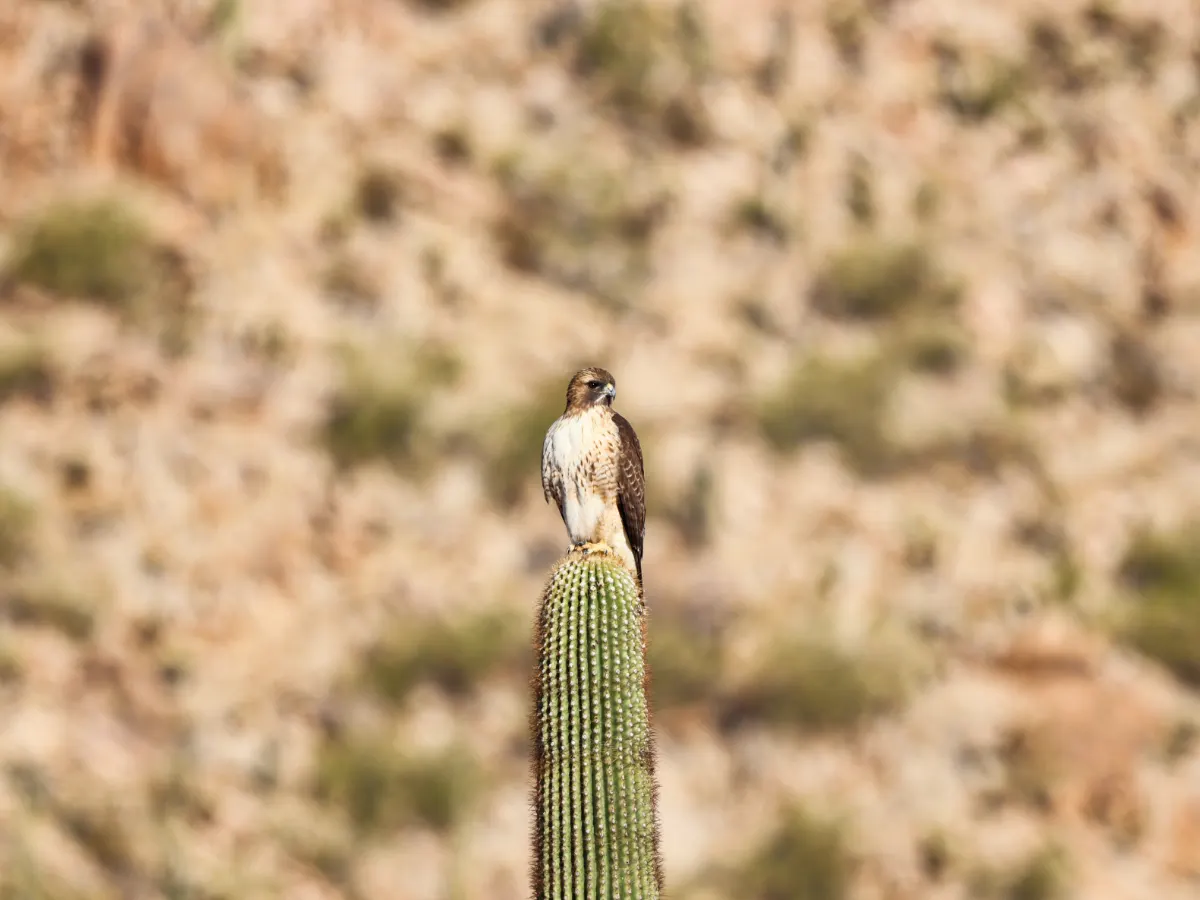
1;0;1199;897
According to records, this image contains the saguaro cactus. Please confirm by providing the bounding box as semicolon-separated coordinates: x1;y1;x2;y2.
531;548;662;900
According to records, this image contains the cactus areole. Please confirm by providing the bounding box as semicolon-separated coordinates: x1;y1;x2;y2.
531;549;662;900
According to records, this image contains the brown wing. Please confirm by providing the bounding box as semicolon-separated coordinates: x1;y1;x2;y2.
541;420;566;525
613;411;645;584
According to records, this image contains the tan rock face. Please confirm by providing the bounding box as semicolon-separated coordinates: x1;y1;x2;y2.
1167;791;1200;878
78;17;285;210
2;1;1200;899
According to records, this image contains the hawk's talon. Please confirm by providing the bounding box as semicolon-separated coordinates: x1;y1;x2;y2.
568;541;613;558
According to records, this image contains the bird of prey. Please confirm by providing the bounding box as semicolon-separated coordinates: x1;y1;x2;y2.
541;367;645;586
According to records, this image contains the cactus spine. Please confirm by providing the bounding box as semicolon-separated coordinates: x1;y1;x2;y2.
531;548;662;900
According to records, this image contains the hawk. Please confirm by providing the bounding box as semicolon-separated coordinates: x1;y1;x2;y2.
541;367;645;586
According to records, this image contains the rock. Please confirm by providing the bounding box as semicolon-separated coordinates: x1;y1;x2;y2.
1004;315;1105;405
78;18;285;211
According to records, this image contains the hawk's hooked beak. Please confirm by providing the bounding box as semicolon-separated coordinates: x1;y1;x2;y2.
604;383;616;400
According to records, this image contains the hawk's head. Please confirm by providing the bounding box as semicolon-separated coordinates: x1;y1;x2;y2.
565;367;616;413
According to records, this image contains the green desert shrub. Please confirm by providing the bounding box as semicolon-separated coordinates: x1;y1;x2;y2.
732;806;852;900
410;0;476;11
972;845;1069;900
1162;719;1198;764
6;580;95;641
1006;846;1069;900
362;607;528;705
6;585;94;643
321;342;463;472
322;348;424;471
0;488;34;569
934;42;1026;123
845;154;874;225
204;0;241;37
825;2;866;70
917;830;954;882
997;726;1057;812
0;342;55;405
811;239;959;321
0;638;21;684
573;0;711;144
721;634;910;733
315;738;480;836
484;381;566;508
730;194;791;244
321;163;404;242
353;164;403;225
56;801;139;876
493;148;668;304
895;319;969;376
1115;525;1200;686
914;422;1043;481
574;0;665;112
1109;330;1163;415
277;817;355;889
432;125;473;167
757;353;900;477
657;463;716;549
647;607;724;714
321;253;382;313
5;199;157;308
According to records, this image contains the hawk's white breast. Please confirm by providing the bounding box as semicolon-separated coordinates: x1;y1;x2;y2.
543;409;610;546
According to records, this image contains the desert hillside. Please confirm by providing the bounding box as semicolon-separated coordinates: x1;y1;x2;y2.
1;0;1199;898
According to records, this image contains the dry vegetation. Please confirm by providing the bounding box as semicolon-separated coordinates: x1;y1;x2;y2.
1;0;1200;898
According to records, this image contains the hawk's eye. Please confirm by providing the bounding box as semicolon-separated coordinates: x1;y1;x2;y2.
586;380;602;389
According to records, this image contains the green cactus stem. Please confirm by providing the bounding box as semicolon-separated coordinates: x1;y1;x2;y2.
531;547;662;900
